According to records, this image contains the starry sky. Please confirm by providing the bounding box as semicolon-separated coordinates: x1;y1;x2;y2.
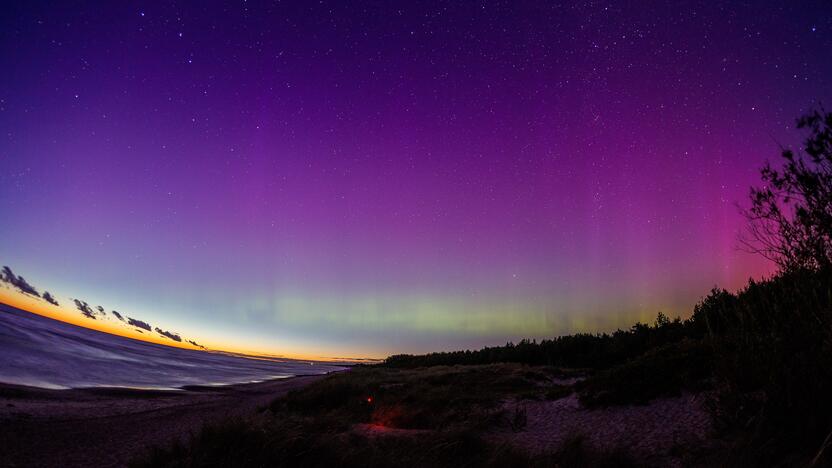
1;1;830;359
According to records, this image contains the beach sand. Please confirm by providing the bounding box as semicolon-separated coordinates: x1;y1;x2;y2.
0;374;331;467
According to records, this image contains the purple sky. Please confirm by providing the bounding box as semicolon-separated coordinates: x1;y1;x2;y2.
1;1;830;357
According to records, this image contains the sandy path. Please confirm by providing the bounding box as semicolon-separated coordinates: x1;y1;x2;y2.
0;374;332;467
496;392;712;466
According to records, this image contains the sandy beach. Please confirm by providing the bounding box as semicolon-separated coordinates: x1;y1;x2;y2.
0;374;332;467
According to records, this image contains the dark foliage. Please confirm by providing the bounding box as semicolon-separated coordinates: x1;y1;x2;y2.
694;267;832;466
271;365;544;431
383;312;698;370
577;339;712;408
134;420;634;468
133;365;636;468
130;264;832;465
741;108;832;271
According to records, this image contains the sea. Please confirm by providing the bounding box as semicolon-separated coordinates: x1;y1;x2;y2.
0;303;346;390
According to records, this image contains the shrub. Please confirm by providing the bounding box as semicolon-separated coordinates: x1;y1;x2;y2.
384;313;699;371
132;365;636;468
577;339;712;408
697;268;832;464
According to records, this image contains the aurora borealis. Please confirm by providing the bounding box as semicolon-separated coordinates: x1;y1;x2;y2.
1;2;831;359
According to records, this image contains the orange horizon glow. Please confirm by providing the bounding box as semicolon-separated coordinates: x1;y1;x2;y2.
0;287;381;362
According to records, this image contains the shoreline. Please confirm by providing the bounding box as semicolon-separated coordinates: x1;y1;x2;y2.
0;372;339;467
0;369;343;395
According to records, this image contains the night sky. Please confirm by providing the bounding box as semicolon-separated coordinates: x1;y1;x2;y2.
1;1;830;358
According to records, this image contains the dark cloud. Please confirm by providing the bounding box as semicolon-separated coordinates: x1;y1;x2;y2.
155;328;182;342
73;299;97;319
42;291;59;306
127;317;151;331
0;264;201;351
1;266;40;297
187;339;206;350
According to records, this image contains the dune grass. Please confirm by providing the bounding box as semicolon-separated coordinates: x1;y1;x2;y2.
133;364;636;468
381;268;832;465
134;268;832;466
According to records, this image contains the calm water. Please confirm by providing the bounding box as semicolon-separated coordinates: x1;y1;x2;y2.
0;303;345;389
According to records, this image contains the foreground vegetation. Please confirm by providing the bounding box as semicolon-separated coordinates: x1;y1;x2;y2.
134;267;832;467
135;364;639;467
384;267;832;465
137;110;832;466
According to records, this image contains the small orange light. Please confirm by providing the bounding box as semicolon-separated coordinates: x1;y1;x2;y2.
367;396;373;403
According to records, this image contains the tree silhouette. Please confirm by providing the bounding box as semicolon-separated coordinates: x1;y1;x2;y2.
742;107;832;271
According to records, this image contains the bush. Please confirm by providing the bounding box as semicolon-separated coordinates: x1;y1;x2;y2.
269;364;548;431
132;365;637;468
697;268;832;465
133;269;832;465
577;339;712;408
384;312;699;370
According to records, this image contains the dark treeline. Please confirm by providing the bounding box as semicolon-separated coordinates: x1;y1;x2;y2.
383;108;832;463
382;266;832;464
134;110;832;467
384;311;701;370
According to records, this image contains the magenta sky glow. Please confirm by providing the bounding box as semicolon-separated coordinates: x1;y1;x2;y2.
1;2;829;357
